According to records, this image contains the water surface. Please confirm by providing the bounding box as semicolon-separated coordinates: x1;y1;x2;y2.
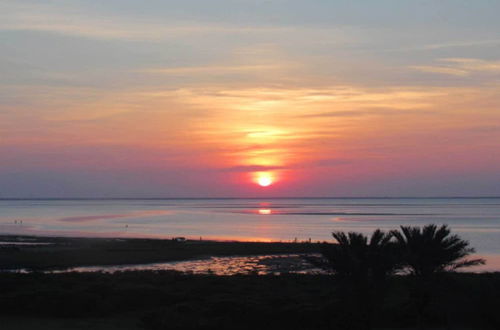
1;198;499;269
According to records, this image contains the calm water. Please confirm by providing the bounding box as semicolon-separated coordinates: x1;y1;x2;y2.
47;254;324;275
1;198;500;270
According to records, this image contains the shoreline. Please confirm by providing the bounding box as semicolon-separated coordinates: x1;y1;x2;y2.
1;234;496;274
0;235;321;271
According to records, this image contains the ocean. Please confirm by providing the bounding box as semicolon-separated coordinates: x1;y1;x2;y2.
1;198;499;271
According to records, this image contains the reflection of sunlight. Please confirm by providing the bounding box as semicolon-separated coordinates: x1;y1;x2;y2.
470;254;500;272
59;255;322;275
258;209;272;215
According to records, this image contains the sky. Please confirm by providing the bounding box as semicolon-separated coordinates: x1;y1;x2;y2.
1;0;500;198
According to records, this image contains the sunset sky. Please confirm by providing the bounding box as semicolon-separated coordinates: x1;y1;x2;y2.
1;0;500;197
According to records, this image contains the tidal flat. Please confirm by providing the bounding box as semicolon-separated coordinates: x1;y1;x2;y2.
0;235;320;272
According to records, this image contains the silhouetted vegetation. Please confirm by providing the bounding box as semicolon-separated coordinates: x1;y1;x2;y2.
316;230;399;329
391;224;485;328
1;271;499;330
392;224;485;276
318;225;483;279
321;229;399;280
317;224;487;329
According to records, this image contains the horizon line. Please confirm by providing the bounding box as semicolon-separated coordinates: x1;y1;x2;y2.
1;196;500;200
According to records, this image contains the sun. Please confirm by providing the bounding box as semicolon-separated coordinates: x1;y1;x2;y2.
257;175;273;187
251;171;276;187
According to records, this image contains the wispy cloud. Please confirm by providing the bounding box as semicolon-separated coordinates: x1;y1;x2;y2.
0;1;292;41
297;108;436;119
163;87;445;114
221;165;287;173
411;58;500;76
443;58;500;72
419;39;500;50
382;39;500;54
410;65;469;76
141;64;285;75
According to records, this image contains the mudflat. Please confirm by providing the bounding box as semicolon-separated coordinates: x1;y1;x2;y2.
0;235;320;271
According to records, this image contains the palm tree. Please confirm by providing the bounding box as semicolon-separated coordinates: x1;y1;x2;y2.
391;224;485;328
321;229;398;280
320;230;399;330
391;224;485;277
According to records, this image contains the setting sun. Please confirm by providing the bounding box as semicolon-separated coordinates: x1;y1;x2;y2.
256;174;273;187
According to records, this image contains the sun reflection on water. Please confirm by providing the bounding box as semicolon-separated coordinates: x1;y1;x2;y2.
48;254;325;276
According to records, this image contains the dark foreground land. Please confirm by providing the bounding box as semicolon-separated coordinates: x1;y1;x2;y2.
1;271;500;330
0;235;320;271
1;236;500;329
